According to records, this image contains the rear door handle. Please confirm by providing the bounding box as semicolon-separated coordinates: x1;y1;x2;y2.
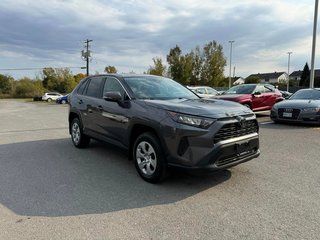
98;106;103;111
78;99;83;104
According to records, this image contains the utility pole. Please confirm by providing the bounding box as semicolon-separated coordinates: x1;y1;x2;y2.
228;40;235;89
310;0;319;88
81;39;93;76
287;52;292;92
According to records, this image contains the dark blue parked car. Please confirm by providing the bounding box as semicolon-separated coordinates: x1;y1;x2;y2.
56;94;69;104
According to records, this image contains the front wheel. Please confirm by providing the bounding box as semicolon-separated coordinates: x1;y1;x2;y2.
71;118;90;148
133;132;167;183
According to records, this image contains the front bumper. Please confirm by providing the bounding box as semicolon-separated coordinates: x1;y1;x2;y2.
162;115;260;170
168;134;260;170
271;109;320;124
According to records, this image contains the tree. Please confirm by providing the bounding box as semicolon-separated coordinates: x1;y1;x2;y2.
104;65;117;73
0;74;14;95
56;68;76;93
178;53;194;85
14;77;45;98
165;41;226;86
42;67;77;93
190;46;203;85
42;67;56;89
200;41;226;86
148;57;166;76
167;45;184;81
299;62;310;87
74;73;86;84
245;75;261;84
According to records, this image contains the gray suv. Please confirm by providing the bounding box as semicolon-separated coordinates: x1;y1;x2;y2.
68;74;260;183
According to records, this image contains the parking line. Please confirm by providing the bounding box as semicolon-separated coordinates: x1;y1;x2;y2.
259;121;274;125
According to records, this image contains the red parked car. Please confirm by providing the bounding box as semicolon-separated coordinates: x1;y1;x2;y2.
214;84;283;111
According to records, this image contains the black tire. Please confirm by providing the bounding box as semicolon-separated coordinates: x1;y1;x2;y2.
133;132;167;183
70;118;90;148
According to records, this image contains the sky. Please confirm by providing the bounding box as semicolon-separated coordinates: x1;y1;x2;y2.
0;0;318;80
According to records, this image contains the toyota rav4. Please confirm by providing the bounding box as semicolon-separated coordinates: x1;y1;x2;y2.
68;74;260;183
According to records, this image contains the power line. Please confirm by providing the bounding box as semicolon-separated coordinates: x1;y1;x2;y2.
0;67;85;71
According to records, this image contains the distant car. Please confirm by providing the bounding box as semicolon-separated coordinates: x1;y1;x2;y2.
187;86;220;98
214;84;283;111
56;94;69;104
270;88;320;125
32;96;42;101
42;92;63;102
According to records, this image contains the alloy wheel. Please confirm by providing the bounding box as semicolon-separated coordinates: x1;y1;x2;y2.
136;141;157;176
72;122;81;145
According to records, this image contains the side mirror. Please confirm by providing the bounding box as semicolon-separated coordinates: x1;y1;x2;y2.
103;91;122;102
253;91;261;95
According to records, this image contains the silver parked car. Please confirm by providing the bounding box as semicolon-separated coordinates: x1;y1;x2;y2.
270;88;320;124
187;86;220;98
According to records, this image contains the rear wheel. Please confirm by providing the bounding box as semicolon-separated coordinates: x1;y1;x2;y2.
133;132;167;183
71;118;90;148
62;100;66;104
47;98;52;102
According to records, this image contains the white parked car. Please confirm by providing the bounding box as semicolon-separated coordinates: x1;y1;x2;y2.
42;92;63;102
187;86;220;98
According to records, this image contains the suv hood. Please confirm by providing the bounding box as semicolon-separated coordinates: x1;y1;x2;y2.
143;98;252;118
275;99;320;108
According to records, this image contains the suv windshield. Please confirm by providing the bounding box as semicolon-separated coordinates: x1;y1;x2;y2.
124;76;198;100
224;85;256;94
290;89;320;100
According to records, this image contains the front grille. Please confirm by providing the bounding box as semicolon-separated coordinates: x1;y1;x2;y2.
213;120;258;144
278;108;300;120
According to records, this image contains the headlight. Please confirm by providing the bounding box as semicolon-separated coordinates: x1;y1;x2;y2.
301;107;320;112
167;111;216;129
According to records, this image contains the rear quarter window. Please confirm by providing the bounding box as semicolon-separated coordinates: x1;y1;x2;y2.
77;79;89;95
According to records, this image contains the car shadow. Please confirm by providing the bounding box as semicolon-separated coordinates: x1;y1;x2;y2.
0;138;231;217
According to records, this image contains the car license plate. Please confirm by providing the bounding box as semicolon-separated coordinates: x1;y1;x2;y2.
283;112;292;118
235;141;250;155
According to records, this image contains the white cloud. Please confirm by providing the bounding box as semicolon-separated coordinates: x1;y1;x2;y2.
0;0;318;80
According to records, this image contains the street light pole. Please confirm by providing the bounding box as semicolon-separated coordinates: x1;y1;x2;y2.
228;40;235;89
310;0;319;88
287;52;292;92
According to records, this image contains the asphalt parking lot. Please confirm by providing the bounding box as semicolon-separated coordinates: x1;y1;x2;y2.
0;99;319;240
